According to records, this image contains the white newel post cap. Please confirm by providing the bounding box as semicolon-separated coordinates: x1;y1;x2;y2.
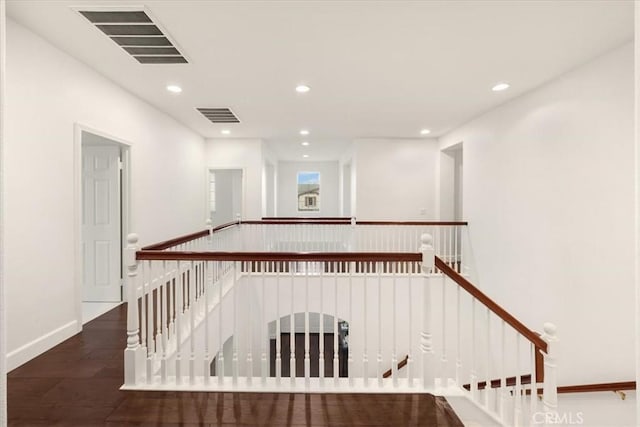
420;233;435;272
543;322;558;342
206;219;212;227
125;233;139;267
351;217;356;226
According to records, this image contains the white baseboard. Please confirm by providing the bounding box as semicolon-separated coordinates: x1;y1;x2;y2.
6;320;79;371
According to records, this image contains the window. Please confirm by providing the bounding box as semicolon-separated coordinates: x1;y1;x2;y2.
297;171;320;212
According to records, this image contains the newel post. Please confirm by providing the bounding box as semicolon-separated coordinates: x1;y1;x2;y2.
541;322;559;415
206;218;213;246
124;233;142;386
420;233;435;390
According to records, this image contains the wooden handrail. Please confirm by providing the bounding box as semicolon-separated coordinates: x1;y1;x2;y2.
557;381;635;394
435;256;547;353
243;220;351;225
382;354;409;378
141;221;238;250
261;217;351;221
357;221;468;226
137;250;423;262
141;220;469;250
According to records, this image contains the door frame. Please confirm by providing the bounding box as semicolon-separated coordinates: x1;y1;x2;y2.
205;166;246;224
73;123;132;330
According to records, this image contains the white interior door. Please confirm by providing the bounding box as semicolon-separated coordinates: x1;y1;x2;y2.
82;145;121;302
210;169;243;226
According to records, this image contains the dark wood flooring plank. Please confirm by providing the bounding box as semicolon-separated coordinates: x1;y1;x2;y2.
8;303;463;426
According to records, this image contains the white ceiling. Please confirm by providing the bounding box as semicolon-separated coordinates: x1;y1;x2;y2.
7;0;634;161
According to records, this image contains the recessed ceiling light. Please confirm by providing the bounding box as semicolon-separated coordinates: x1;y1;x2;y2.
301;141;310;146
300;129;310;135
492;82;510;92
303;154;309;158
296;84;311;93
221;129;231;135
420;129;431;135
166;84;182;93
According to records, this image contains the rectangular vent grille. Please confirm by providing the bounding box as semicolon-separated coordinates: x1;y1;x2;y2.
79;10;187;64
197;108;241;123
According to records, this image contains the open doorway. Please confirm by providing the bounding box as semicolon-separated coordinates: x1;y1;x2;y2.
440;143;463;221
78;129;130;324
208;168;244;226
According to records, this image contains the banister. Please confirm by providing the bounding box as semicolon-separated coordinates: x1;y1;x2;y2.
137;250;423;262
242;220;351;225
141;221;238;250
356;221;468;226
261;217;351;221
435;256;547;353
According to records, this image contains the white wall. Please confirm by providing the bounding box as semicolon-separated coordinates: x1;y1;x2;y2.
353;138;439;220
5;20;206;370
205;138;263;220
439;43;634;385
0;1;6;424
277;161;339;217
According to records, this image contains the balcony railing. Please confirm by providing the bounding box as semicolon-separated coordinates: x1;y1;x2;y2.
122;219;557;426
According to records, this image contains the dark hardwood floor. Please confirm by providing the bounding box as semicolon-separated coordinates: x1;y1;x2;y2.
7;304;463;426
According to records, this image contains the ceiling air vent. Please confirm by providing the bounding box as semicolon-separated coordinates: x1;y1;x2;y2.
197;108;241;124
78;9;187;64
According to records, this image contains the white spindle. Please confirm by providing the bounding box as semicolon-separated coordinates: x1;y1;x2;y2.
175;262;183;385
246;263;253;385
485;307;490;409
217;260;224;384
363;269;368;388
304;262;310;388
391;265;398;388
530;343;537;419
145;261;153;385
290;263;296;385
161;261;168;384
203;261;210;385
334;265;339;386
407;272;413;387
232;261;238;386
441;274;447;385
261;265;267;385
500;320;507;423
348;261;354;387
456;286;462;385
319;264;325;386
470;298;478;400
189;261;196;385
515;334;522;426
276;265;282;383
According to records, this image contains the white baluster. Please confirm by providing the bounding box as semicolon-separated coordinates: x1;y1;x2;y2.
441;274;447;386
541;323;558;416
161;261;168;384
515;335;522;426
392;265;398;388
485;307;491;409
470;298;478;400
246;263;253;385
175;262;183;385
407;273;413;388
145;261;153;385
218;260;225;385
124;234;142;386
189;261;196;385
530;343;537;421
320;263;325;387
377;262;383;388
290;264;296;386
500;320;507;423
456;286;462;385
203;261;211;385
334;266;340;386
276;265;282;384
304;262;310;389
261;265;267;385
348;261;354;387
232;261;238;386
420;234;435;391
